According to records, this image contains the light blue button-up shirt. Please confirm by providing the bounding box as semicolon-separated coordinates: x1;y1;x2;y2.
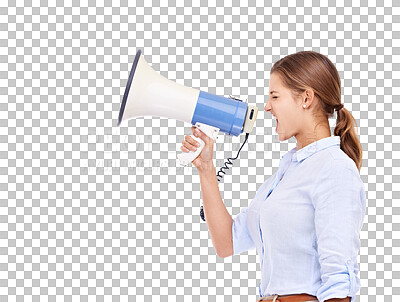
231;136;367;302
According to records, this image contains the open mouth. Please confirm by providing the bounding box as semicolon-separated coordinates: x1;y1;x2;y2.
273;115;278;132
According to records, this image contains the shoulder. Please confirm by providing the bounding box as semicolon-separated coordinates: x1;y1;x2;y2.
310;147;364;199
314;146;360;178
307;145;366;214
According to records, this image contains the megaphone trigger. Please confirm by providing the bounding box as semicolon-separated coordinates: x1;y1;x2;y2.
193;122;220;141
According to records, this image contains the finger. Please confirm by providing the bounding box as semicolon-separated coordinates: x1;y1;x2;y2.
180;145;190;152
185;135;201;147
183;141;197;151
193;128;211;144
191;126;201;135
192;127;203;139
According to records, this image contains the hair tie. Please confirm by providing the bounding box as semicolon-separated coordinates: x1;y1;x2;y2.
335;103;344;112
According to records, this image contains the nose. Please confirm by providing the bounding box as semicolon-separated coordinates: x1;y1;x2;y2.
264;97;271;112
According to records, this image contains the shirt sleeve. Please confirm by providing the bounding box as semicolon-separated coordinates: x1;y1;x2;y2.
232;206;256;256
311;160;367;302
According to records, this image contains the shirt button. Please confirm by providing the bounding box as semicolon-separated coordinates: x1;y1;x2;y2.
347;260;351;264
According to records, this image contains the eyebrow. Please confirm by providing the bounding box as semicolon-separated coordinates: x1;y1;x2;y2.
269;91;279;94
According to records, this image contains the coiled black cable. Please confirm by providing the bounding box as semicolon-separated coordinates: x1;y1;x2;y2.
200;132;250;222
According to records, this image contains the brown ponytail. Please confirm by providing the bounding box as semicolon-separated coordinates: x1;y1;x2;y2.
270;51;363;172
333;106;363;172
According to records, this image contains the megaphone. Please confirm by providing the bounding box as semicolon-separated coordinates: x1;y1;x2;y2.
118;49;259;167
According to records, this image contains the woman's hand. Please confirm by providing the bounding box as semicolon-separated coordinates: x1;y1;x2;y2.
180;126;215;171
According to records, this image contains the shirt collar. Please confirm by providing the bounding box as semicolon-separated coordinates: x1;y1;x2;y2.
285;136;341;163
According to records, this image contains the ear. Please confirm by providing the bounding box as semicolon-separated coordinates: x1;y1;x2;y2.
303;89;315;107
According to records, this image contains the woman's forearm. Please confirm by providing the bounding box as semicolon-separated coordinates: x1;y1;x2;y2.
198;163;233;258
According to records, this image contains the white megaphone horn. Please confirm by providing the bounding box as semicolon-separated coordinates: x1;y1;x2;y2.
117;49;259;167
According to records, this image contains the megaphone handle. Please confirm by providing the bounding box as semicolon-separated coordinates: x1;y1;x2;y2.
177;123;220;166
177;135;206;166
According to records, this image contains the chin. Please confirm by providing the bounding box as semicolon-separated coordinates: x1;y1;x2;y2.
277;130;292;142
277;134;286;141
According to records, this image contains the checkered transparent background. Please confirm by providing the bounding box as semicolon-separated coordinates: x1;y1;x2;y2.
1;0;399;301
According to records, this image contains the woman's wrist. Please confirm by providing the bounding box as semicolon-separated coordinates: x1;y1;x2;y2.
197;161;215;174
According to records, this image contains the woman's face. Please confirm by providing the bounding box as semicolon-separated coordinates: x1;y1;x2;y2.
264;72;305;141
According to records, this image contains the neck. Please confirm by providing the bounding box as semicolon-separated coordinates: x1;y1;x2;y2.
295;122;331;151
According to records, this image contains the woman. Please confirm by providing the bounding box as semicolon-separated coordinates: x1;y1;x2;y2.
180;51;367;302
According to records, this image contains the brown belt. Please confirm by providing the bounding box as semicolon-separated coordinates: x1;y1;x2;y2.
257;293;319;302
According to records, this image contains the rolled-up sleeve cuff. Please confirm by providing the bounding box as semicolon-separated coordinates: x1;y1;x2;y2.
232;207;255;256
316;258;359;302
